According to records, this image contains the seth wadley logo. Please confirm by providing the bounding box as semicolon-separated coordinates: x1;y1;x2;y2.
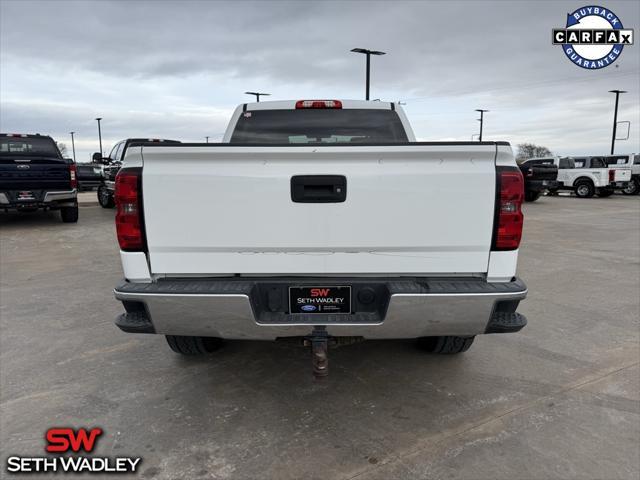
5;428;142;474
553;5;634;69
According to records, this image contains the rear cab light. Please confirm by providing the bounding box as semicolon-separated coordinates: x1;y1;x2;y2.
115;168;145;251
295;100;342;109
492;167;524;251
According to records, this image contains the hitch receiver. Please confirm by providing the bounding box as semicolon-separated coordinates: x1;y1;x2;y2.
305;327;329;379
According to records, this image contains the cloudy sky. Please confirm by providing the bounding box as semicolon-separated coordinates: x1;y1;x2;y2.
1;0;638;162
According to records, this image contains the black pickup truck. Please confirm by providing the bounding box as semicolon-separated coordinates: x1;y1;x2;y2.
96;138;180;208
0;133;78;222
517;158;559;202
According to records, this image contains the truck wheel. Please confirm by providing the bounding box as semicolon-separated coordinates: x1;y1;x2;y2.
60;205;79;223
417;336;475;354
575;181;595;198
165;335;223;355
98;186;115;208
597;188;614;198
622;179;639;195
524;190;541;202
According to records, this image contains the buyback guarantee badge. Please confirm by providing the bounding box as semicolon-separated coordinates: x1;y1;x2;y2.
553;5;634;69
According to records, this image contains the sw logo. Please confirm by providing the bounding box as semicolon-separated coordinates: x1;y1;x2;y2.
310;288;331;297
5;427;142;474
46;427;103;453
553;5;634;69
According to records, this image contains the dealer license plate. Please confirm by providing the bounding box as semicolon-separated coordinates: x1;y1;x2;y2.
289;286;351;314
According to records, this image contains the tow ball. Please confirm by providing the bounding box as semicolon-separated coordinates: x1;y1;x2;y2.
304;328;329;379
303;328;364;379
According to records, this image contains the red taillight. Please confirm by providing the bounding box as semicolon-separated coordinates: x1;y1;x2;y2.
69;163;77;189
295;100;342;109
493;169;524;251
115;168;144;251
609;169;615;182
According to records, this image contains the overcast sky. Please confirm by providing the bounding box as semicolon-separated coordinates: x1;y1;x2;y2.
1;0;638;162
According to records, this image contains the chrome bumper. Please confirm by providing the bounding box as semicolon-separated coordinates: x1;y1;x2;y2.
114;277;527;340
43;189;77;202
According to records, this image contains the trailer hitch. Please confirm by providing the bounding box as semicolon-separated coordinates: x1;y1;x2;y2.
304;327;330;379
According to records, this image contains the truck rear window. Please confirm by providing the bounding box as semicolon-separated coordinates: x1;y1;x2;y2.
230;109;409;144
0;136;60;157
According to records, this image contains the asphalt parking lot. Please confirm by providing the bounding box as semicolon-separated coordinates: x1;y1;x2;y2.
1;195;639;480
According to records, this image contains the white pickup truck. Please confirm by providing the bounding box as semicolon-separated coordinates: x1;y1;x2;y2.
532;156;631;198
112;100;528;377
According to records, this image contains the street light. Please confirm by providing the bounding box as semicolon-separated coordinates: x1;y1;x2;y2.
475;109;489;141
609;90;627;154
351;48;386;101
205;136;209;143
95;117;103;156
69;131;76;162
245;92;270;102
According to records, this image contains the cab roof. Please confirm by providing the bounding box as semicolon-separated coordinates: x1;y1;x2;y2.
242;99;396;111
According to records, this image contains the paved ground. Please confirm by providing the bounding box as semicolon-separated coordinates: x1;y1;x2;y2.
1;196;639;479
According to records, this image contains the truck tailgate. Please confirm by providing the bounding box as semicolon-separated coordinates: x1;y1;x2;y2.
140;145;498;275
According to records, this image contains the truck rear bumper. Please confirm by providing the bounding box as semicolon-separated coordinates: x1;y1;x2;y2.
114;277;528;339
0;189;77;208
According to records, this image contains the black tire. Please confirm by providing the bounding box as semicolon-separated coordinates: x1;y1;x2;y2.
417;336;475;354
622;178;639;196
97;185;115;208
165;335;223;355
574;181;595;198
597;188;614;198
60;205;79;223
524;190;541;202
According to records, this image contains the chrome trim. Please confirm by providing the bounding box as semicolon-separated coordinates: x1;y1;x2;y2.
43;189;77;202
114;286;527;340
0;193;8;205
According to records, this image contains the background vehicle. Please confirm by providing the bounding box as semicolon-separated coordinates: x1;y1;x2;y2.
517;158;558;202
96;138;180;208
0;133;78;222
112;100;528;377
533;156;631;198
76;163;103;191
602;154;640;195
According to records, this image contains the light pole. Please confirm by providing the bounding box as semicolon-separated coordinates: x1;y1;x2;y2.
609;90;627;154
245;92;270;102
95;117;103;156
69;131;76;162
205;136;209;143
475;109;489;141
351;48;386;101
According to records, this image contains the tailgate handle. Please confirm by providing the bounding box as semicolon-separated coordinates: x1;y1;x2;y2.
291;175;347;203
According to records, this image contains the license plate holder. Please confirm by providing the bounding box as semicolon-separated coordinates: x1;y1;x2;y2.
17;191;35;201
289;286;351;314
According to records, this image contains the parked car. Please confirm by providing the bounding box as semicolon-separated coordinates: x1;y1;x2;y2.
76;163;103;191
0;133;78;222
96;138;180;208
601;154;640;195
532;156;631;198
111;99;528;377
517;158;559;202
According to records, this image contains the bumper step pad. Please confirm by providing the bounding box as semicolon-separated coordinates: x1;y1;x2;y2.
115;311;155;334
485;311;527;334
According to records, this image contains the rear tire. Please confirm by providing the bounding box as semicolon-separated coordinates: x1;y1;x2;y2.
524;190;541;202
165;335;223;355
98;185;115;208
417;336;475;354
60;205;79;223
574;181;595;198
597;188;614;198
622;178;639;195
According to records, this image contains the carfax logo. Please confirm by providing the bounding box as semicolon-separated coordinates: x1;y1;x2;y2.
553;5;634;69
